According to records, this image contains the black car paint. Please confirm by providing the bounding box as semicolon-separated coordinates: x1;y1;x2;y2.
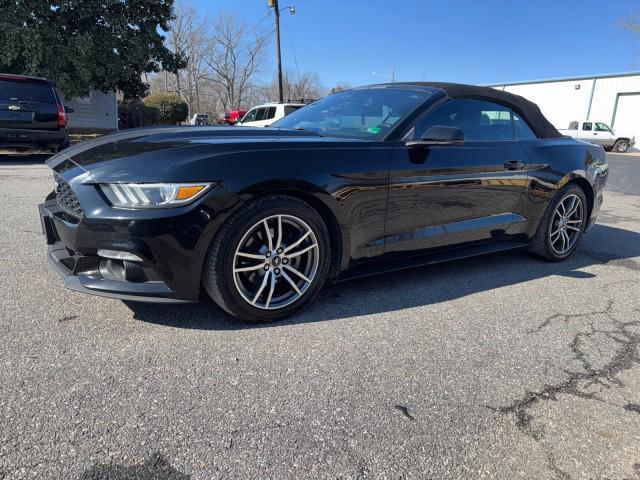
39;88;608;304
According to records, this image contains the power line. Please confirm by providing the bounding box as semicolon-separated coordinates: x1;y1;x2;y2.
283;18;300;77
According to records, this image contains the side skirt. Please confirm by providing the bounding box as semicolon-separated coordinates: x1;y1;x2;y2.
336;240;530;283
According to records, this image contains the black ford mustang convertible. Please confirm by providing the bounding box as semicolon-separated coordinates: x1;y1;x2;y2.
39;83;608;322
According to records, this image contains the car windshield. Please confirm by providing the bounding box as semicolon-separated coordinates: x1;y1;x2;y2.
271;88;432;140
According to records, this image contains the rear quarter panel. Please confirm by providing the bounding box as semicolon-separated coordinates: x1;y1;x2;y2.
516;137;608;236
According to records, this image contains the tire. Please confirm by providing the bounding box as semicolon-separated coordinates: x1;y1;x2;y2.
613;139;629;153
529;183;588;261
203;195;331;322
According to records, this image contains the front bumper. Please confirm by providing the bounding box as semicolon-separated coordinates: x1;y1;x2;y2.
39;201;196;303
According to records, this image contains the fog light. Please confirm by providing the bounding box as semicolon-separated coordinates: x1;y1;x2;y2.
97;249;143;262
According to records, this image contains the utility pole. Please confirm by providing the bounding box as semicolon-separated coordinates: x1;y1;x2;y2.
270;0;284;102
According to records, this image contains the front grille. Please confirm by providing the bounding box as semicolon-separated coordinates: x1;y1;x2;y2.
54;173;84;218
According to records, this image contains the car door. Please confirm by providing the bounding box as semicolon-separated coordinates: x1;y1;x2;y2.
259;106;277;127
385;98;531;254
238;108;259;126
594;122;615;147
580;121;597;144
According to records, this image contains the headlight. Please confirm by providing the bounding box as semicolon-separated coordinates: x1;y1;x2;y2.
100;182;213;208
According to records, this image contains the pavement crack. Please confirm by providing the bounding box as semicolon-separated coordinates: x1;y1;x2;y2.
394;404;415;421
529;300;614;333
624;403;640;414
489;316;640;439
547;452;571;480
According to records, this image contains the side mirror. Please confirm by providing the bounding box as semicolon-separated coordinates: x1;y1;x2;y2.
406;125;464;147
64;105;75;114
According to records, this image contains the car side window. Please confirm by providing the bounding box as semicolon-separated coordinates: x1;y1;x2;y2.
255;108;267;121
582;122;593;131
242;109;257;123
284;105;302;116
568;121;579;130
513;113;537;140
265;107;276;119
595;122;611;132
414;99;516;141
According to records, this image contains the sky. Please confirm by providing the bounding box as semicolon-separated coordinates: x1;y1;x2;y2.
190;0;640;89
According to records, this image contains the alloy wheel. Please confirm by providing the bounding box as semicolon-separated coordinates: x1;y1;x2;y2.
232;214;320;310
616;141;629;152
549;193;584;255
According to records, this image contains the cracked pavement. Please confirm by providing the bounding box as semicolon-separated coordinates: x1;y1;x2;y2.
1;153;639;479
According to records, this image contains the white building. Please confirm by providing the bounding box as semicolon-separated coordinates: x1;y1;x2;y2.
491;72;640;142
59;90;118;132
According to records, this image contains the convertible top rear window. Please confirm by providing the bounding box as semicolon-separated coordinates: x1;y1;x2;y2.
272;88;432;140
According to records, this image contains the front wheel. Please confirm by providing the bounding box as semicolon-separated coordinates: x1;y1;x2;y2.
529;184;588;261
203;195;331;322
613;139;630;153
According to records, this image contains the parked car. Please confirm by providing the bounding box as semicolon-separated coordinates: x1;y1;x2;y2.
218;110;246;125
237;102;307;127
39;82;608;322
559;120;635;153
0;73;73;152
190;113;210;126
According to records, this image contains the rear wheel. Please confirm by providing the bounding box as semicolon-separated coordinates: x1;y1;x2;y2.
613;139;630;153
529;184;587;261
203;195;331;322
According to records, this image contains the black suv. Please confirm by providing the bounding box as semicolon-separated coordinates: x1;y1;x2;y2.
0;74;73;152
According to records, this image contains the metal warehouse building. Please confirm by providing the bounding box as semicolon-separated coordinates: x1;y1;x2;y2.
59;90;118;133
492;72;640;144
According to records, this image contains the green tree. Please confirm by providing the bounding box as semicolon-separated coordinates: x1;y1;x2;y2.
143;93;188;124
0;0;186;99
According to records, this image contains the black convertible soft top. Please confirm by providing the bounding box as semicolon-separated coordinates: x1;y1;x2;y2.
389;82;563;139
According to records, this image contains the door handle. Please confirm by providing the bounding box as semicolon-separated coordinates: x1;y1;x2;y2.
504;160;526;170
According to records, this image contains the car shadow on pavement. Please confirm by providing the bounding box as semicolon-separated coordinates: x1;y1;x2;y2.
80;452;190;480
125;224;640;330
0;152;52;165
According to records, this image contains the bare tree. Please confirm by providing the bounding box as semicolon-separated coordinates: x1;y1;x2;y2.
146;2;327;119
165;2;210;116
259;70;325;103
284;70;324;101
329;83;350;94
203;13;269;110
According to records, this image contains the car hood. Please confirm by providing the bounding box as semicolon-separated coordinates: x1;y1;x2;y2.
47;126;361;183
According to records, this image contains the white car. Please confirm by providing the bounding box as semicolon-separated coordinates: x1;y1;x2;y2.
559;120;635;153
237;102;306;127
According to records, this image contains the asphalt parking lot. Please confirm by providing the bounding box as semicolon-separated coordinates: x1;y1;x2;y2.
1;151;639;479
